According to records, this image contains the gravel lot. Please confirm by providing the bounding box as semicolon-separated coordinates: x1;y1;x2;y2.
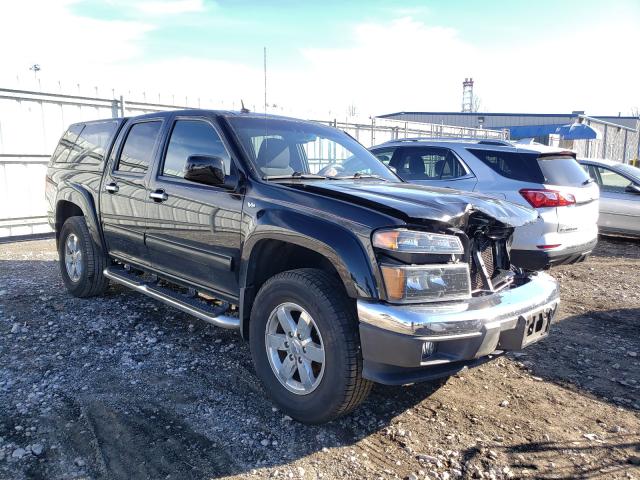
0;237;638;480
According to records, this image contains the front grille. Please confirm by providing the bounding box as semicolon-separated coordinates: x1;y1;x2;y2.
469;236;496;291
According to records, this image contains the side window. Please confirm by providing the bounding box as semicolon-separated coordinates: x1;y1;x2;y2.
596;167;631;191
394;147;466;180
51;124;84;164
74;120;119;166
163;120;232;178
116;121;162;174
371;148;396;165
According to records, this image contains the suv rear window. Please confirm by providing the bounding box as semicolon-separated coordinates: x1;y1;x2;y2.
537;156;591;186
74;120;120;166
468;149;589;186
51;124;84;164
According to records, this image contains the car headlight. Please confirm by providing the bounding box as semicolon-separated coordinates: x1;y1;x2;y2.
380;263;471;303
373;229;463;254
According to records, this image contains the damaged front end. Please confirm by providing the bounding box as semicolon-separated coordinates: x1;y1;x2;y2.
357;205;560;386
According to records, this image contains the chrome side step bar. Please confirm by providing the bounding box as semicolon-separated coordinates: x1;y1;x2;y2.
103;266;240;330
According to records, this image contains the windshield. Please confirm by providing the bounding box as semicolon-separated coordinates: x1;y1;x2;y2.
226;116;399;181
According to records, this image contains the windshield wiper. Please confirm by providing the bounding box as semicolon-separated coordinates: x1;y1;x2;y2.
263;172;327;180
582;177;595;185
333;172;389;182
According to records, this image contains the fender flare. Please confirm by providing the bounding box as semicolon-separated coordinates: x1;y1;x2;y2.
238;209;380;336
55;183;104;250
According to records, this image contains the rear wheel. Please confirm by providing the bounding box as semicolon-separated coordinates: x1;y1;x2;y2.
249;268;372;424
58;216;109;297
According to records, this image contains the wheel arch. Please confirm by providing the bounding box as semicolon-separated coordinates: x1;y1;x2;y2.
54;183;104;250
238;211;379;339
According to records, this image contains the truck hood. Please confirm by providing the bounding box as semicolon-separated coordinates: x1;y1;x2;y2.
298;181;538;228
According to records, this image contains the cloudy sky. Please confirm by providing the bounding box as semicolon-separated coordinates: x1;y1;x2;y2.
1;0;639;119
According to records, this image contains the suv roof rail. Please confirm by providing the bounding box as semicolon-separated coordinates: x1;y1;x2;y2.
381;136;512;146
476;139;513;146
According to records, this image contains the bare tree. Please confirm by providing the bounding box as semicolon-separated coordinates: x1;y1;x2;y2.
472;95;482;113
631;107;639;118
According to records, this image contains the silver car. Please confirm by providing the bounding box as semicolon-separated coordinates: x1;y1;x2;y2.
578;158;640;238
370;138;600;271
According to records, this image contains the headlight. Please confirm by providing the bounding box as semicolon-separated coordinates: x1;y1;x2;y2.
380;263;471;303
373;229;463;254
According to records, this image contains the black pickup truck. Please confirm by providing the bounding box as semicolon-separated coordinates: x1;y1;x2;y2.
45;110;560;423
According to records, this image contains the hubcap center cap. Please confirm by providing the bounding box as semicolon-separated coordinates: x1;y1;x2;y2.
290;338;303;355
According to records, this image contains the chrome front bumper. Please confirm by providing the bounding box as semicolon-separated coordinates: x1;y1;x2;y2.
357;272;560;384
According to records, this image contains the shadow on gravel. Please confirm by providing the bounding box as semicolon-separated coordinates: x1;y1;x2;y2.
514;307;640;412
460;434;640;480
590;236;640;259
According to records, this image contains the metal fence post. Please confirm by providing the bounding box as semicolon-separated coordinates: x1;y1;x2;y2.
111;99;119;118
119;95;125;117
371;118;376;146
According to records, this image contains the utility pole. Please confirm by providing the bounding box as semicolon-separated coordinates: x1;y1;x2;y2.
264;46;268;114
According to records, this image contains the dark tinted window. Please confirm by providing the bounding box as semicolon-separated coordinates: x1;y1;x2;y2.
371;148;396;165
163;120;231;177
537;156;590;186
468;149;545;182
51;124;84;164
116;121;162;174
392;147;466;180
73;120;119;166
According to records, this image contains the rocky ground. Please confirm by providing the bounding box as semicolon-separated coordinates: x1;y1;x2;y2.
0;237;638;480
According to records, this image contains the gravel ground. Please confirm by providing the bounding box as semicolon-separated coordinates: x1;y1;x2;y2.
0;237;638;480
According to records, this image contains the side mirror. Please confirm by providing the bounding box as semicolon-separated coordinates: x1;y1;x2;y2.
184;155;225;186
625;183;640;194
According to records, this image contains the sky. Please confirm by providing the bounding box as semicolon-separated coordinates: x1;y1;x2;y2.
1;0;639;120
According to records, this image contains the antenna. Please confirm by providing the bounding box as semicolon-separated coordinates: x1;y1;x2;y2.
240;100;250;113
264;46;267;114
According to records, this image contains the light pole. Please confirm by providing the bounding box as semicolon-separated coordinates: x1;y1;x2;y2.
29;64;41;90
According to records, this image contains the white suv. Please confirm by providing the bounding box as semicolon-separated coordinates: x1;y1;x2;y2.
370;139;600;271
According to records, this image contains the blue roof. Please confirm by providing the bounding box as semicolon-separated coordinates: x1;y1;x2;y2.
498;124;567;139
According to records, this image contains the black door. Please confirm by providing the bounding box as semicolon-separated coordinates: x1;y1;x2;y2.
145;115;243;300
100;119;163;264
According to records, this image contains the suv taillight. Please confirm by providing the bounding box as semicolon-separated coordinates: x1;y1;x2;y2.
519;189;576;208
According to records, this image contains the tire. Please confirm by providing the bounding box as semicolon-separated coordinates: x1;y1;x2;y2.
58;216;109;298
249;268;372;424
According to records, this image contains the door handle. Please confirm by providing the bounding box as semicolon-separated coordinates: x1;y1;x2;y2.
105;182;119;193
149;189;168;202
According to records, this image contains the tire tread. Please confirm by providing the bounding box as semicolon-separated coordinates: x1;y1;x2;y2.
255;268;372;422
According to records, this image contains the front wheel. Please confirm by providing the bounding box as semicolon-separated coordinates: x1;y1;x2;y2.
249;269;372;424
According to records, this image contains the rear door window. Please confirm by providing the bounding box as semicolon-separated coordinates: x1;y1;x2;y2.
393;147;467;180
116;121;162;174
